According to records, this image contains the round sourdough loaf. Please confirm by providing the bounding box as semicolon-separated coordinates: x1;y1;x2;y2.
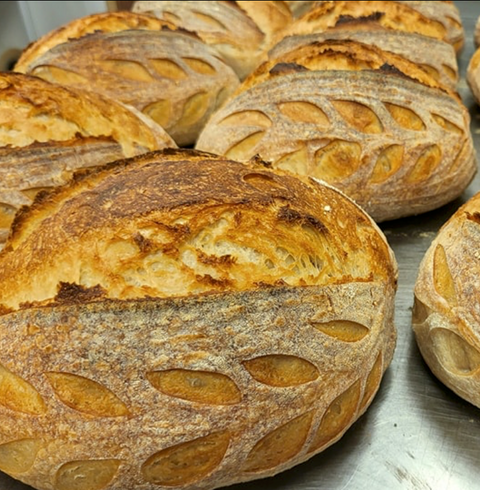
14;11;240;147
196;40;476;222
413;192;480;408
132;1;293;80
0;149;397;490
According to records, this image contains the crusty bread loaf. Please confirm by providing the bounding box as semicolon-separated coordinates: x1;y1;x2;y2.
132;1;293;80
413;191;480;408
282;1;461;52
398;0;464;52
14;11;240;147
196;39;476;222
14;11;177;73
0;149;397;490
269;21;459;90
0;71;175;248
467;42;480;105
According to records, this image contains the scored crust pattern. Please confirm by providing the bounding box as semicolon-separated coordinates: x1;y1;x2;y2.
17;29;239;147
0;151;396;490
196;70;475;222
0;294;388;490
282;1;463;52
132;1;293;80
413;192;480;408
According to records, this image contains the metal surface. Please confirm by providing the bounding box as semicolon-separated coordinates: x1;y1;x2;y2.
2;2;480;489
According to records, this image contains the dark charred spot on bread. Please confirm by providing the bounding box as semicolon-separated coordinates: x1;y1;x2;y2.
197;251;237;266
277;206;328;233
269;62;308;76
466;211;480;224
54;282;107;305
0;304;13;316
133;232;155;253
195;274;233;289
379;63;408;78
247;154;272;168
335;12;384;26
378;63;437;90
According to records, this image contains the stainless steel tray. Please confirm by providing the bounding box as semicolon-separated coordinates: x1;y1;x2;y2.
3;2;480;489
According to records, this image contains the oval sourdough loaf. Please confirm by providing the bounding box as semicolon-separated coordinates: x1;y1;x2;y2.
0;149;397;490
196;39;476;222
268;22;459;90
0;71;174;248
132;1;293;80
283;1;463;52
413;192;480;408
14;11;240;147
13;11;177;73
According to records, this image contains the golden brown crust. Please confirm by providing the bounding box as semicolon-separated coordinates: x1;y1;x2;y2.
0;72;175;248
0;149;397;490
398;0;464;52
132;1;293;79
283;1;454;50
14;13;240;147
413;192;480;408
269;25;459;90
0;148;396;307
238;38;452;97
14;11;178;73
196;62;475;222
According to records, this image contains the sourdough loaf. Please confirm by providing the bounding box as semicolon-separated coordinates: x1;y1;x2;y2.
0;71;174;248
131;1;293;80
398;0;464;52
196;39;476;222
413;192;480;408
14;11;240;147
269;21;459;90
0;149;397;490
14;11;177;73
282;1;462;52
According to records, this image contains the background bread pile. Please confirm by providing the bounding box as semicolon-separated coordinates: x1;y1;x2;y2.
196;1;476;222
9;1;477;225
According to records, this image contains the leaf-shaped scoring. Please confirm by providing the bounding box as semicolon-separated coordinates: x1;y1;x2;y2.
243;354;319;387
55;459;121;490
45;372;129;417
146;369;242;405
0;364;46;415
141;431;230;486
0;438;44;475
